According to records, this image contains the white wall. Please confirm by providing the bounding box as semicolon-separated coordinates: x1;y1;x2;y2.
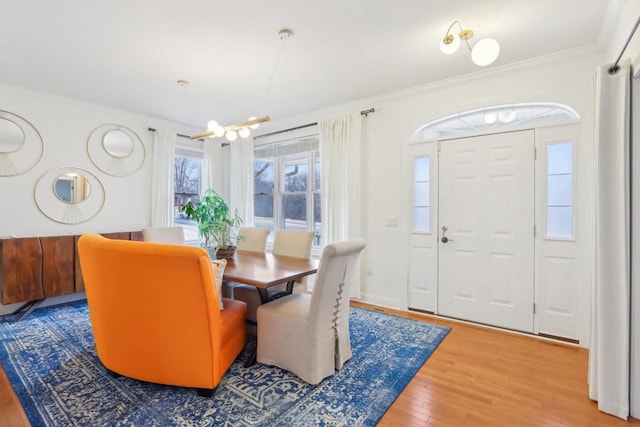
264;51;600;345
0;83;200;314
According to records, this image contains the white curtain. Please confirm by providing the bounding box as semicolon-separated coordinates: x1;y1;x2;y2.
202;139;224;194
150;129;176;227
229;137;255;226
589;60;631;420
319;113;364;298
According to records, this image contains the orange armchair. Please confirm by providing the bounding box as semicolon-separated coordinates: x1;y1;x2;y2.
77;233;246;396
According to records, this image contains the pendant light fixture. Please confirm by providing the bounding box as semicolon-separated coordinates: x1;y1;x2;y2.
191;28;294;141
439;20;499;66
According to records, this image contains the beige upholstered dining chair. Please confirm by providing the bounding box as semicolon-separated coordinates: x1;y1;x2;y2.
232;229;315;333
221;227;270;299
236;227;270;252
256;239;366;384
142;226;186;245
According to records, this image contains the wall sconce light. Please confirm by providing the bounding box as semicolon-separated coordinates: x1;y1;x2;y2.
440;20;500;66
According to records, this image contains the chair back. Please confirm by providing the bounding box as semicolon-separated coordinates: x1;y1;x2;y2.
272;230;315;290
77;233;235;389
272;230;315;258
236;227;269;253
309;239;366;368
142;226;185;244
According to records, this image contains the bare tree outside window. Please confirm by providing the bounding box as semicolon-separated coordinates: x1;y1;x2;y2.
174;155;201;241
253;146;321;246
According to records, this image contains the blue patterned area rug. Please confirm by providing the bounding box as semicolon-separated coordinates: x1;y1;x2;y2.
0;300;449;426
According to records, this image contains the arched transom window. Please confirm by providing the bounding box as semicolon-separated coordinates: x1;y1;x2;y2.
412;102;579;141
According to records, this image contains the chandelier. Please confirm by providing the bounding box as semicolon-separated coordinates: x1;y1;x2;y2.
439;20;499;66
191;29;294;141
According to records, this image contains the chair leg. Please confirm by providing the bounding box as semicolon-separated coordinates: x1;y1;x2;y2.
105;367;121;378
196;387;217;397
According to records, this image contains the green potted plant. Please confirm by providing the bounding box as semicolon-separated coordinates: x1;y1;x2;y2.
181;188;243;260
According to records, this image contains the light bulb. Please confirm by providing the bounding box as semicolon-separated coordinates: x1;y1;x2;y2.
439;32;460;55
207;120;218;131
471;38;500;66
498;110;516;123
248;116;260;130
484;112;497;124
239;127;251;138
226;130;238;141
214;126;225;137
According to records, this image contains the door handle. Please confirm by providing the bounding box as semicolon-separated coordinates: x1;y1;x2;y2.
441;226;453;243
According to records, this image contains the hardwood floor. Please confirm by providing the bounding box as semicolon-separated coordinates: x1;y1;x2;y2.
1;302;638;426
353;302;640;427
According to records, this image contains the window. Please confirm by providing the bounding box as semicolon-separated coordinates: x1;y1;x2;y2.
412;102;579;141
412;156;431;232
546;142;573;238
174;149;202;242
254;136;321;245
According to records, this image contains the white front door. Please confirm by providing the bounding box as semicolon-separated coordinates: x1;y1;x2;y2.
438;130;535;332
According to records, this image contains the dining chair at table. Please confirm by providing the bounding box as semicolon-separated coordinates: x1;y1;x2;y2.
232;229;315;333
256;239;366;384
142;226;186;245
236;227;270;252
221;227;270;298
77;234;247;397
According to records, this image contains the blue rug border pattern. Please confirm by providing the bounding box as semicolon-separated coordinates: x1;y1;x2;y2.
0;299;450;426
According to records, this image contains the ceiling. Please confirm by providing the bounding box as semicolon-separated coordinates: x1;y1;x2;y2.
0;1;620;131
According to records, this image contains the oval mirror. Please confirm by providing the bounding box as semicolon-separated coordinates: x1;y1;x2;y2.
0;118;25;153
53;173;91;204
102;130;134;158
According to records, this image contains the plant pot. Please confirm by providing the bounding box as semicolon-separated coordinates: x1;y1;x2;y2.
215;247;236;261
205;247;217;259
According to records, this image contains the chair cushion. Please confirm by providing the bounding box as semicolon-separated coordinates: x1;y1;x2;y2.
211;259;227;310
219;298;247;344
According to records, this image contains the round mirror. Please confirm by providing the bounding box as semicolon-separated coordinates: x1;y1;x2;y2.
53;173;91;204
102;130;134;158
0;118;25;153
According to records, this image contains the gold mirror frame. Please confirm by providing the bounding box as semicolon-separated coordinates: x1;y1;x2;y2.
0;111;44;176
0;118;25;153
87;124;145;176
35;167;105;224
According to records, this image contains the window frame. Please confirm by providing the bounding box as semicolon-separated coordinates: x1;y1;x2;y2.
544;140;575;240
174;145;204;245
412;155;432;234
253;137;321;246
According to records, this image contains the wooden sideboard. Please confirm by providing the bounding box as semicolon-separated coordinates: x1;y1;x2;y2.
0;231;143;306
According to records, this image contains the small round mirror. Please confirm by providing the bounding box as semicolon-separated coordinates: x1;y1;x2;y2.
54;173;91;204
0;118;25;153
102;130;134;158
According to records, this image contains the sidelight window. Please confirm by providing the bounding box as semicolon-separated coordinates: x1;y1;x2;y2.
412;156;431;232
546;141;573;238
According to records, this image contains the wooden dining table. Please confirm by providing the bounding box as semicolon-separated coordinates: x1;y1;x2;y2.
223;250;318;304
222;250;318;367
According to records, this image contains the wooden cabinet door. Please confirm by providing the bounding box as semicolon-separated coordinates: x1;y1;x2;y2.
40;236;75;298
1;238;44;304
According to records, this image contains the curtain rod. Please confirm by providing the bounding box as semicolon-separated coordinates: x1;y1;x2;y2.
609;14;640;75
254;122;317;140
253;108;375;140
147;127;204;142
